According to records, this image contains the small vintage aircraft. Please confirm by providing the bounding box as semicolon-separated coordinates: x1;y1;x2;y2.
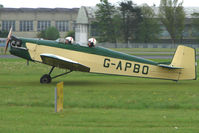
5;28;197;83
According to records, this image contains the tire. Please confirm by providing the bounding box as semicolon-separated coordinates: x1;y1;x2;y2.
40;74;52;84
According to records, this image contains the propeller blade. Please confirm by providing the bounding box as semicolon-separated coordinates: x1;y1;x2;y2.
4;27;13;54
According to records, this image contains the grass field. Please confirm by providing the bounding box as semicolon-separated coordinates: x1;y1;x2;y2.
1;58;199;132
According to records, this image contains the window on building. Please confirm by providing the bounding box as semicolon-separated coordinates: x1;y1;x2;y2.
37;21;51;31
72;21;76;31
20;20;33;32
55;21;68;32
2;20;15;31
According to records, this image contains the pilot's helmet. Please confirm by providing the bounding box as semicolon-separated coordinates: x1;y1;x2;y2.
88;38;96;47
65;37;74;44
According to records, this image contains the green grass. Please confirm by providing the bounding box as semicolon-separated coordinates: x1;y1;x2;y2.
0;47;10;55
0;47;5;55
0;58;199;132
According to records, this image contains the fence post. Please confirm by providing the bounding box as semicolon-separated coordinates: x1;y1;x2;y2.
55;82;64;113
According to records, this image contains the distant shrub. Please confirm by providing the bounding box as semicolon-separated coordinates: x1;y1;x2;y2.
37;27;60;40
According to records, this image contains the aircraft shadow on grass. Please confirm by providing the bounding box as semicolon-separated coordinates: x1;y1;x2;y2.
3;79;193;88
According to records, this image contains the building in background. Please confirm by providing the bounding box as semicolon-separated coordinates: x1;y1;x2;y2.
1;6;199;48
0;8;78;38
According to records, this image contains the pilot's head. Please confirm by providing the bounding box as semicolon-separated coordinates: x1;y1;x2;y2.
65;37;74;44
88;38;96;48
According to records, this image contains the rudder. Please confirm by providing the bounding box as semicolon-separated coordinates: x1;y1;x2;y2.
171;45;197;80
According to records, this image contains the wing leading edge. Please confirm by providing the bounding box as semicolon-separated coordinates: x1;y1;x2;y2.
40;53;90;72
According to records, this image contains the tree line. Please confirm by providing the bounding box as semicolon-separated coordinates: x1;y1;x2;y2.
93;0;199;45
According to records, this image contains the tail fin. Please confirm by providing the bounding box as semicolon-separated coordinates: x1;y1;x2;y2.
171;45;197;80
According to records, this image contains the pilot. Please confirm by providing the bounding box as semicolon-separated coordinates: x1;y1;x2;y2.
65;37;74;44
88;38;96;48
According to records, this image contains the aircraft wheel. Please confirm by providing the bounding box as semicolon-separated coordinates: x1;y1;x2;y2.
40;74;52;84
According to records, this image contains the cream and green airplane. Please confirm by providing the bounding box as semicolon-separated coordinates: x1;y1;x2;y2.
5;28;197;83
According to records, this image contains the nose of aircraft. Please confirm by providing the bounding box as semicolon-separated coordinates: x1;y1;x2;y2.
4;27;12;54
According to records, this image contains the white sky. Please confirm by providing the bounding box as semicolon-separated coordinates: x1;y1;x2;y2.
0;0;198;8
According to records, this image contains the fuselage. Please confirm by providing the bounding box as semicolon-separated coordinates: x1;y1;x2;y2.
9;37;184;80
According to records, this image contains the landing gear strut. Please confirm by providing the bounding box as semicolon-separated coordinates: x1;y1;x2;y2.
40;66;73;84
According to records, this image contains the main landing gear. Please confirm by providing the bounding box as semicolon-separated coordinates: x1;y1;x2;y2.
40;66;73;84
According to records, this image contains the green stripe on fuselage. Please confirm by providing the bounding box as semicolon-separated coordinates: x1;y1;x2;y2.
20;37;158;66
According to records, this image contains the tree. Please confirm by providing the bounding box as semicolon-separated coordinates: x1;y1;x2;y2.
95;0;118;47
159;0;185;45
136;4;162;43
66;30;75;39
119;0;143;45
112;14;123;42
45;27;60;40
191;13;199;41
37;30;46;39
37;27;60;40
0;30;8;38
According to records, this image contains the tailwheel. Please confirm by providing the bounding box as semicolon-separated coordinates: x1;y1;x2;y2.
40;74;52;84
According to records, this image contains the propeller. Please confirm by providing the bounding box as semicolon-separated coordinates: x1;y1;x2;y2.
4;27;13;54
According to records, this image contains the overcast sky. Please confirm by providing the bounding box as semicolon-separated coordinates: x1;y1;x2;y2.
0;0;198;8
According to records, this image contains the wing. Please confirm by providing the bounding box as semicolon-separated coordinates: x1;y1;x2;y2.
158;64;183;69
40;53;90;72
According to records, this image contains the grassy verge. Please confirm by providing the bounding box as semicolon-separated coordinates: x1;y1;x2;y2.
0;58;199;132
111;48;176;52
0;47;10;55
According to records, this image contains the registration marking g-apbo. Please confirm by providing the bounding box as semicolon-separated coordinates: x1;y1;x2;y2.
103;58;149;75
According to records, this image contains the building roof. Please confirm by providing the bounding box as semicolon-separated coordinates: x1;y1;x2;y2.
0;8;79;13
84;6;97;19
76;6;97;24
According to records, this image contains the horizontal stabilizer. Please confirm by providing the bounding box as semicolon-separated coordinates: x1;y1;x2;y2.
40;53;90;72
158;64;184;69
